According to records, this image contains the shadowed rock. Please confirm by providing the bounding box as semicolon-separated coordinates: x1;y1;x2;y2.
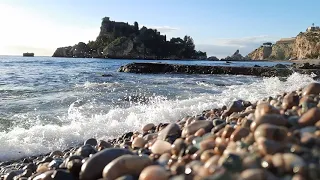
118;63;320;77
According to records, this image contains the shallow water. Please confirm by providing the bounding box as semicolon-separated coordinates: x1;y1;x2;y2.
0;56;315;161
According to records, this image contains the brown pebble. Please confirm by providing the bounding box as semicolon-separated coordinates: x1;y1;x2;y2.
132;137;146;149
32;170;55;180
230;127;250;142
181;121;213;137
254;124;288;142
254;103;279;120
80;148;133;180
302;82;320;96
171;138;186;156
157;123;180;140
36;162;50;173
102;155;152;179
240;169;266;180
200;150;215;162
272;153;306;174
142;123;155;132
199;139;215;150
257;137;285;155
49;150;64;157
221;125;235;139
194;128;206;137
204;155;220;169
97;140;112;149
139;165;169;180
298;107;320;127
250;114;287;131
150;140;172;154
143;133;158;141
282;92;299;109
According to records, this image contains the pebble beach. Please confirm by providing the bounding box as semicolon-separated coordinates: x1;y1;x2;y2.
1;82;320;180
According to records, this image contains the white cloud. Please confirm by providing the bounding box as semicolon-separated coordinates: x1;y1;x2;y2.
196;35;279;58
0;4;98;56
147;26;179;33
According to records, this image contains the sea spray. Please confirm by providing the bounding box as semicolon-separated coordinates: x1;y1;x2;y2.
0;72;316;161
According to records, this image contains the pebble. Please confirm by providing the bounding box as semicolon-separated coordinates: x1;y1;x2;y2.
250;114;287;131
142;123;155;132
298;107;320;127
139;165;169;180
254;103;280;119
3;82;320;180
132;137;146;149
49;150;64;157
102;155;152;179
302;82;320;96
272;153;306;174
84;138;98;146
254;124;288;142
182;120;213;137
230;127;250;142
157;123;180;141
150;140;171;154
80;148;133;180
283;92;299;109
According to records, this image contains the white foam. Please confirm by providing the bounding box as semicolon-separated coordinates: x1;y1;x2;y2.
0;73;316;161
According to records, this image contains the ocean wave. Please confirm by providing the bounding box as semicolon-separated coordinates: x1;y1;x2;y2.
0;72;316;161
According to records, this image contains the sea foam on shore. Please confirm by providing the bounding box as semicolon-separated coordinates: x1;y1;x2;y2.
0;73;315;162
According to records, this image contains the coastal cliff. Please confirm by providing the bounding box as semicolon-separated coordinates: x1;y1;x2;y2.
248;28;320;60
53;17;207;59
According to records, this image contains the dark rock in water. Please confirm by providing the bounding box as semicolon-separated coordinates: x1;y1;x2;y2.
80;148;133;180
101;73;113;77
274;64;287;68
118;62;320;77
207;56;219;61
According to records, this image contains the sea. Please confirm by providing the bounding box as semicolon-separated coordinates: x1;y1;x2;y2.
0;56;317;161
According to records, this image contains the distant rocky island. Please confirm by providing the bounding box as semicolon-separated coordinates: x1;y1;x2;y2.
52;17;207;60
248;25;320;60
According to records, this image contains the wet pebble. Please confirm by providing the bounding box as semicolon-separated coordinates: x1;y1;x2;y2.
102;155;152;179
139;165;169;180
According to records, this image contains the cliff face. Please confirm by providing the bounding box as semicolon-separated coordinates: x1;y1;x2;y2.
269;42;294;60
294;31;320;59
248;30;320;60
53;17;207;59
247;46;272;60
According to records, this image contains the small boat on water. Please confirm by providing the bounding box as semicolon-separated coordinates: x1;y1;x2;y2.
23;52;34;57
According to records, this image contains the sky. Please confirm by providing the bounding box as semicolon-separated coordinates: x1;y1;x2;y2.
0;0;319;58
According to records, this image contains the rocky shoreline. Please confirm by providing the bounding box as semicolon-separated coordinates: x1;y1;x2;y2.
118;62;320;77
1;83;320;180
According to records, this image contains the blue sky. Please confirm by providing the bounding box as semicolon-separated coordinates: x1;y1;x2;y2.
0;0;319;57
